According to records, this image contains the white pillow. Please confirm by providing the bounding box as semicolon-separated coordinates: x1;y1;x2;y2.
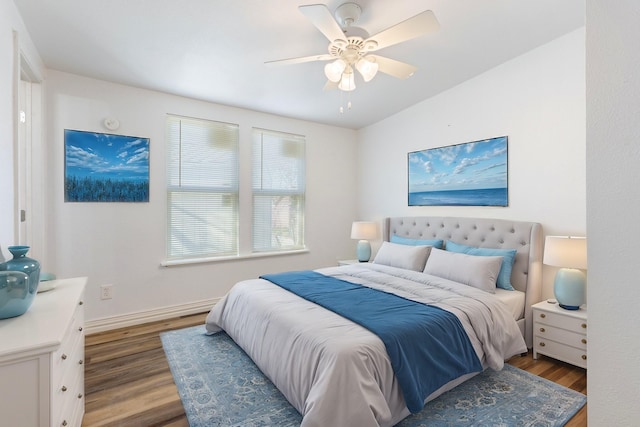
423;248;503;293
372;241;432;272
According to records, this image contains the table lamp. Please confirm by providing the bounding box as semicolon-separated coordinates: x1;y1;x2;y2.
543;235;587;310
351;221;378;262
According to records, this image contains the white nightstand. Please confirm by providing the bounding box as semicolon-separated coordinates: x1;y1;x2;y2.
338;259;361;266
532;300;587;369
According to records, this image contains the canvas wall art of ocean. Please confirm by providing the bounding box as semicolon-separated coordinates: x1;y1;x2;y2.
409;188;508;207
408;136;508;207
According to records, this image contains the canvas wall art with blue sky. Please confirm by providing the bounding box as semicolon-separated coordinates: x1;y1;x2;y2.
64;129;150;202
408;136;508;206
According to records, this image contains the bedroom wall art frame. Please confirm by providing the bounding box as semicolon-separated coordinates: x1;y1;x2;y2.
408;136;508;207
64;129;150;203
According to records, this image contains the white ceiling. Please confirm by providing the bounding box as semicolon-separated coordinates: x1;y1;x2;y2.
14;0;584;130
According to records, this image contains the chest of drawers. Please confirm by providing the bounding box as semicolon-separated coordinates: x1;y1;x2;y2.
532;300;587;369
0;277;87;426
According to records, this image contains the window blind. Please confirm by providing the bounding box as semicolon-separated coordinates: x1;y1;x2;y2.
252;128;305;252
167;116;239;259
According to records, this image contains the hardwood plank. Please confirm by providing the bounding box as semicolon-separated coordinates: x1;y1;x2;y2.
83;313;587;426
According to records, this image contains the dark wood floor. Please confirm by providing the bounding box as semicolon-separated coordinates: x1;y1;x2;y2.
82;313;587;426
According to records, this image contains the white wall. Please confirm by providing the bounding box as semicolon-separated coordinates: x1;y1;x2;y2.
586;1;640;424
0;0;44;259
44;70;358;323
357;29;586;299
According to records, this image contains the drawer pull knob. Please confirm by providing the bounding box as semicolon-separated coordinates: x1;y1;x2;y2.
78;393;83;399
581;338;587;344
61;354;67;360
79;359;84;365
540;313;546;318
61;385;68;392
539;342;546;347
62;421;68;427
78;326;83;332
581;323;587;329
582;354;587;360
79;301;84;305
539;327;545;333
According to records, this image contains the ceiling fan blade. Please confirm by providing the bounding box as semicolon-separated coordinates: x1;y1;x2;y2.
369;55;417;79
299;4;347;44
323;80;338;91
265;53;333;66
365;10;439;52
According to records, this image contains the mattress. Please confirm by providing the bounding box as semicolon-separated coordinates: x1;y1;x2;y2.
494;288;526;321
206;263;527;426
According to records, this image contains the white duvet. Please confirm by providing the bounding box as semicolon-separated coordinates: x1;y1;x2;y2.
205;263;527;427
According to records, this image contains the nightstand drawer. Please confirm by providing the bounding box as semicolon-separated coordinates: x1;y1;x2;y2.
534;309;587;333
534;336;587;368
535;324;587;350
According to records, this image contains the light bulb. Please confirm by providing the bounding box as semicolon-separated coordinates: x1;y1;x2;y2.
338;67;356;91
356;57;379;82
324;59;346;83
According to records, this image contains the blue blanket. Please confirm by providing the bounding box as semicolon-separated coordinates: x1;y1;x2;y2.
260;270;483;413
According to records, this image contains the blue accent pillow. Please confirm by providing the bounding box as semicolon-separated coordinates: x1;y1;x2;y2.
445;241;517;290
390;235;444;249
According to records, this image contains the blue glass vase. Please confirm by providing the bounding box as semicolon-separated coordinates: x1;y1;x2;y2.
0;246;41;319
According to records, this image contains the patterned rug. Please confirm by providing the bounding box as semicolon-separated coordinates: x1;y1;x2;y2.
161;325;586;427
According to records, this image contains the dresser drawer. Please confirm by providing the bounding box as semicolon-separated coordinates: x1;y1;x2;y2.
533;309;587;333
534;323;587;350
534;336;587;369
55;371;84;427
52;332;84;425
52;310;84;387
52;290;85;427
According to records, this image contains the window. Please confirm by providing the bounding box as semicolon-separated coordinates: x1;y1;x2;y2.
252;128;305;253
166;115;239;259
166;118;305;262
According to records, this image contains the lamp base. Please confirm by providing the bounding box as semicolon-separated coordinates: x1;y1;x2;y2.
356;240;371;262
554;268;586;310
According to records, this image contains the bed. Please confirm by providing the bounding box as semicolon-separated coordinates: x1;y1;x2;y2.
205;216;543;427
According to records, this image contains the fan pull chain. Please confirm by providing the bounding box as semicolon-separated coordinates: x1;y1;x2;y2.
339;92;353;114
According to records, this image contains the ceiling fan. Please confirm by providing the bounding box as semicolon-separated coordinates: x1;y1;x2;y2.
266;3;440;92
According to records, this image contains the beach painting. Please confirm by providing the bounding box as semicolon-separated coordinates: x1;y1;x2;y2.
408;136;508;206
64;129;150;202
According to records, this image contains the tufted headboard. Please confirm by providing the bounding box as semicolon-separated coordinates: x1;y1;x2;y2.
384;216;543;347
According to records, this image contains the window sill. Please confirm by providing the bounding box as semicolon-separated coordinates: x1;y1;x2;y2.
160;248;309;267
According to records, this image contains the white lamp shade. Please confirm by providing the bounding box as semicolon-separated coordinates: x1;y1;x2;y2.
543;236;587;269
351;221;378;240
356;57;379;82
324;59;346;83
338;67;356;91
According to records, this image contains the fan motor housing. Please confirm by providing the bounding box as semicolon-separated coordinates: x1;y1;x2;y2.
334;2;362;27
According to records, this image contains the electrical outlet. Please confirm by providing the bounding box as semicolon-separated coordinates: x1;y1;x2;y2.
100;284;113;300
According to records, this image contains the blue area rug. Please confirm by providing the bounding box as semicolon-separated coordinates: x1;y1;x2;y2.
161;325;586;427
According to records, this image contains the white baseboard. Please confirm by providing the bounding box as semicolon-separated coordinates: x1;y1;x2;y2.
85;297;220;335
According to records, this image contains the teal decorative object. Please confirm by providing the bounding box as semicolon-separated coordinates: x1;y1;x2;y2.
0;271;32;319
554;268;587;310
0;246;41;319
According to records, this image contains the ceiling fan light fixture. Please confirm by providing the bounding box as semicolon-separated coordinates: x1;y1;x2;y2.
356;57;379;82
338;67;356;91
324;59;347;82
